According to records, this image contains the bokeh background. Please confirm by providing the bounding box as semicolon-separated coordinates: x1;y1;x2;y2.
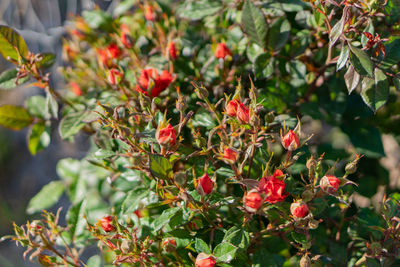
0;1;117;265
0;0;400;266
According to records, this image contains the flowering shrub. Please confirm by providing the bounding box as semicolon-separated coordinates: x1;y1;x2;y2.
1;0;400;266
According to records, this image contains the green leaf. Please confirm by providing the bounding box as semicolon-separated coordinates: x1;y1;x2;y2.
178;0;222;20
152;207;180;232
86;255;101;267
360;68;389;112
0;69;29;90
149;154;173;180
254;53;274;79
252;249;285;267
0;25;29;62
27;122;50;155
36;53;56;69
267;18;291;51
195;238;212;254
329;9;347;48
192;108;216;129
223;226;250;250
59;111;88;139
0;105;33;130
380;38;400;68
26;95;47;119
214;242;237;263
344;66;360;94
349;45;374;77
337;45;349;71
242;0;268;48
121;189;149;214
66;200;87;240
82;10;113;31
26;181;64;214
45;91;58;119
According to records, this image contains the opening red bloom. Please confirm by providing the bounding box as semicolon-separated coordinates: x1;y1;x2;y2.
136;68;173;97
156;123;176;146
215;43;231;59
320;175;341;194
281;130;300;151
226;100;238;117
197;173;214;195
100;216;115;232
290;202;309;218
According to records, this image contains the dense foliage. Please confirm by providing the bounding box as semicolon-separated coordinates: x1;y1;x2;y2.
1;0;400;266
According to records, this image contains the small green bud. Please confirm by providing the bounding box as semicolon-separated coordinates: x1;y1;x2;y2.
264;112;275;124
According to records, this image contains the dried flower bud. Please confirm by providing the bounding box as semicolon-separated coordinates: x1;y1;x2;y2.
306;156;316;170
290;202;309;219
308;219;319;229
195;86;209;99
300;255;311;267
197;173;214;196
195;253;216;267
281;130;300;151
320;175;340;194
174;171;187;187
162;238;177;252
100;216;115;232
345;162;357;174
244;190;263;212
156;123;177;146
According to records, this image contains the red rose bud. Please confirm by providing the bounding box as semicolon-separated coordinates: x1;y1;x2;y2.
168;41;178;60
197;173;214;196
320;175;341;194
215;42;231;59
195;253;216;267
223;148;239;163
226;100;238;117
136;68;173;97
237;102;250;124
162;238;177;252
70;82;82;96
100;216;115;232
290;202;309;219
156;123;177;146
121;32;133;49
258;171;288;204
108;69;123;85
107;43;122;59
145;5;155;21
281;130;300;151
244;190;263;212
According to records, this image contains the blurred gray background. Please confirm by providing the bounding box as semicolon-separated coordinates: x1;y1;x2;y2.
0;1;118;266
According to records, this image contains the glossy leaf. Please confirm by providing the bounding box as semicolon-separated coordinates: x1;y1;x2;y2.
267;18;291;51
0;25;29;62
27;122;51;155
242;0;268;48
178;0;222;20
66;200;87;240
349;45;374;77
36;53;56;69
0;105;33;130
45;91;58;119
149;154;173;180
195;238;212;254
214;242;237;263
0;69;29;90
337;45;349;71
223;226;250;250
360;68;389;112
344;65;360;94
152;207;180;232
26;181;64;214
329;8;347;48
59;111;87;139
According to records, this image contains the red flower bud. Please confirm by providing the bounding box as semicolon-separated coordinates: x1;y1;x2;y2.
258;170;288;204
320;175;341;194
136;68;173;98
197;173;214;196
108;69;123;85
237;102;250;124
145;5;155;21
215;43;231;59
223;148;239;163
107;43;122;59
156;123;177;146
121;32;133;49
195;253;216;267
70;82;82;96
281;130;300;151
100;216;115;232
290;202;309;219
168;42;178;60
226;100;238;117
244;190;263;212
162;238;177;252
